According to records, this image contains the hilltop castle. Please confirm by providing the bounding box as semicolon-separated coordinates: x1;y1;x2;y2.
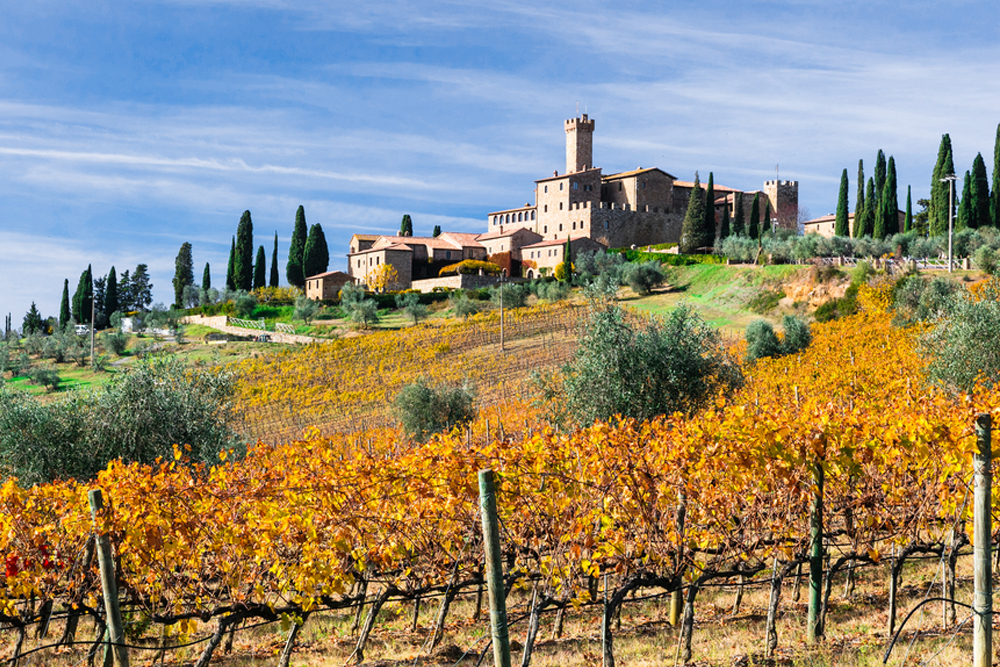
345;115;798;289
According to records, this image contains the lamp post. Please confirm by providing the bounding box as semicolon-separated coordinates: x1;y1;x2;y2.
940;174;957;273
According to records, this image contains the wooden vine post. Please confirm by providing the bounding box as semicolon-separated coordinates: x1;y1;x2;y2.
807;461;824;644
478;469;512;667
973;413;992;667
88;489;129;667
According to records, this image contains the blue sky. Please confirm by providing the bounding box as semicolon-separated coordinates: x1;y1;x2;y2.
2;0;999;322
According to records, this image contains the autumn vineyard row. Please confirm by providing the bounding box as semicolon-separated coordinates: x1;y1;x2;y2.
1;305;999;664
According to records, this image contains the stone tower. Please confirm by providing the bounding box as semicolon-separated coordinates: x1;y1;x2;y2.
762;180;799;231
565;114;595;174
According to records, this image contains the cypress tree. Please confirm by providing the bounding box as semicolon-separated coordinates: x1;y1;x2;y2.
253;245;267;289
106;266;119;317
761;200;771;236
854;160;866;238
679;173;706;252
703;172;716;242
930;134;955;236
234;210;254;291
202;263;211;291
432;225;442;238
118;269;132;313
172;241;195;308
874;150;886;198
287;206;308;288
835;169;850;236
958;171;972;231
882;156;898;237
748;192;760;240
72;265;93;325
269;232;279;288
226;236;236;291
59;279;71;330
302;223;330;278
718;197;731;240
904;186;913;233
733;191;745;236
561;238;573;283
872;196;886;240
992;124;1000;228
400;214;413;237
862;178;876;237
971;153;990;230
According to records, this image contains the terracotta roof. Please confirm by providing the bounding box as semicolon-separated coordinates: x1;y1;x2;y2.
488;204;537;215
350;234;381;241
306;270;354;280
603;167;676;181
476;227;542;242
437;232;484;247
350;234;485;254
673;181;744;193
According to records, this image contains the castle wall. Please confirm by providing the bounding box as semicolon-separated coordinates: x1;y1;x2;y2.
590;207;683;248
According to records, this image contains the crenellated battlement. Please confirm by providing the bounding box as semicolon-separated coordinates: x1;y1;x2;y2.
564;114;594;131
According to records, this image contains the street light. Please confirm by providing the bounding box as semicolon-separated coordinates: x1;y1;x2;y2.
940;174;957;273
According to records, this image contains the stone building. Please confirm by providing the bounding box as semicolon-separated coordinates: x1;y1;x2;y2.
305;270;355;301
485;115;799;247
347;232;486;289
802;211;906;238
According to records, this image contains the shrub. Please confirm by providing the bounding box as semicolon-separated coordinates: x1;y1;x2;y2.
233;292;257;319
449;292;481;320
537;280;570;302
0;356;240;485
438;260;501;277
394;379;476;442
28;367;61;392
620;261;665;296
814;284;859;323
395;292;429;325
974;246;997;275
575;250;625;282
924;277;1000;392
100;330;130;356
490;283;527;309
781;315;811;354
745;319;783;362
553;301;742;425
747;288;785;314
293;295;320;324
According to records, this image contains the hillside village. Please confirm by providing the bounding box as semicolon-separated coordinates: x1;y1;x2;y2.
329;115;799;294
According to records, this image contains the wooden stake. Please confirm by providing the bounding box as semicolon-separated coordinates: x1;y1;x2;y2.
807;462;823;644
478;469;512;667
973;413;992;667
88;489;128;667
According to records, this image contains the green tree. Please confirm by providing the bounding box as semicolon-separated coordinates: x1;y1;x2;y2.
287;206;308;288
861;178;876;237
394;378;475;442
680;173;707;252
234;210;254;291
971;153;990;230
904;186;913;233
202;263;211;291
854;159;866;238
253;245;266;290
23;302;44;335
992;124;1000;228
930;134;955;237
269;233;279;288
958;170;973;231
395;292;429;325
703;172;716;240
105;267;119;319
748;192;760;240
172;242;195;308
718;198;731;241
559;238;573;283
880;156;898;238
226;237;236;291
59;279;71;330
72;265;93;325
293;294;319;324
761;200;771;236
302;223;330;278
554;301;742;425
874;149;886;198
733;191;745;236
449;291;480;320
130;264;153;311
400;214;413;237
835;169;850;236
117;269;132;313
432;225;442;238
745;319;782;362
924;277;1000;392
781;315;812;354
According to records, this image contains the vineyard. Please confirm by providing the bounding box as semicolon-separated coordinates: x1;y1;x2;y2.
2;300;1000;666
232;303;585;441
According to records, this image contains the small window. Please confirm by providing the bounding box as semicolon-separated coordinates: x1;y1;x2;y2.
543;226;547;233
572;222;576;230
544;185;548;193
544;205;548;212
446;250;451;260
531;211;535;220
618;182;622;191
573;182;578;190
559;203;563;210
559;224;563;232
559;182;564;191
642;181;646;189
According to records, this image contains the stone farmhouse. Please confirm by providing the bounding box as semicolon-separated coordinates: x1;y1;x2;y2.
802;211;906;238
344;115;799;290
